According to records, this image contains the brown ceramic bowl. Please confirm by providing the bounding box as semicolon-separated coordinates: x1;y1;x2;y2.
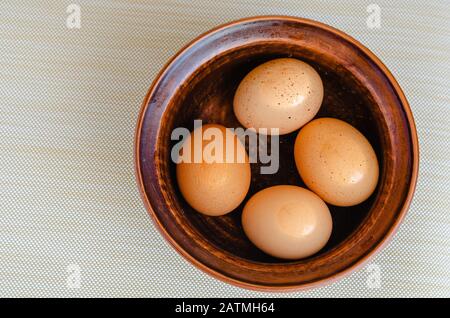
135;16;419;291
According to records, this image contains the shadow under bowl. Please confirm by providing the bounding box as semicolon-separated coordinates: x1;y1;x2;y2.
135;16;418;291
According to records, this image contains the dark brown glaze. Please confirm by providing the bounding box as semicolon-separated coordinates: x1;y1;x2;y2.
135;16;419;290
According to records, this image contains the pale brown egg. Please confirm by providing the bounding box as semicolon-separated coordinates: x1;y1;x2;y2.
294;118;379;207
233;58;323;135
176;124;251;216
242;185;332;260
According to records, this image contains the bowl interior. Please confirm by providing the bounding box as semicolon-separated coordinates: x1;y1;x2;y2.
138;17;415;288
166;47;382;263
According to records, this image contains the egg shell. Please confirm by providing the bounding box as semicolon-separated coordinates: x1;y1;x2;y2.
176;124;251;216
294;117;379;207
242;185;332;260
233;58;323;135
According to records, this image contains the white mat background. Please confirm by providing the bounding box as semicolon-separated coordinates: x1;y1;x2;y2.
1;0;449;297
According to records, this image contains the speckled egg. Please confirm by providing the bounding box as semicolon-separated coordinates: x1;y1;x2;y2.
294;118;379;207
176;124;251;216
233;58;324;135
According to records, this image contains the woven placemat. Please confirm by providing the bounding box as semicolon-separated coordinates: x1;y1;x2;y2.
1;0;449;297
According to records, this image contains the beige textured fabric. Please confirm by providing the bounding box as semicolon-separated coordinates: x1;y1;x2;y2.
1;0;449;297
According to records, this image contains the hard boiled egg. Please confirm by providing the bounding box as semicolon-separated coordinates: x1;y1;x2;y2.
176;124;251;216
242;185;332;260
294;118;379;207
233;58;323;135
